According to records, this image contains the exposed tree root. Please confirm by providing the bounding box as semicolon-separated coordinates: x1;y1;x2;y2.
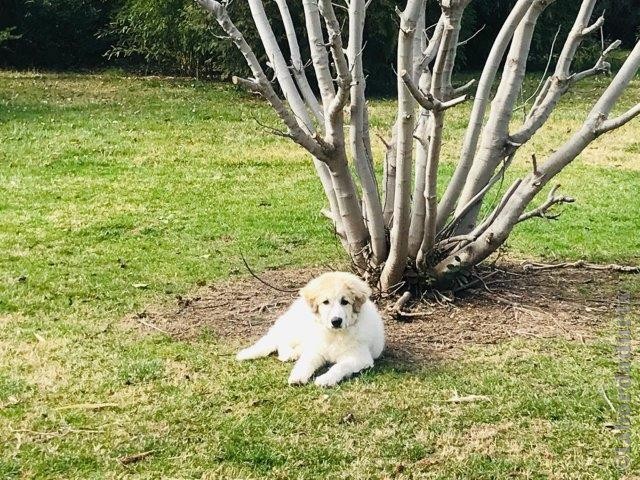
522;261;640;274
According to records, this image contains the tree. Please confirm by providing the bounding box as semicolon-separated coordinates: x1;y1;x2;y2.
196;0;640;292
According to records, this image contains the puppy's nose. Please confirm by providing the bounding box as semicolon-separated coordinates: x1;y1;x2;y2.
331;317;343;328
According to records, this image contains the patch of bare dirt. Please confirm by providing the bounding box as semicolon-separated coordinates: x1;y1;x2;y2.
134;263;635;363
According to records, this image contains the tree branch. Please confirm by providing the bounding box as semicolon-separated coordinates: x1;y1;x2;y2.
436;0;537;229
380;0;425;289
417;15;444;72
347;0;387;264
433;40;640;279
318;0;352;123
510;38;621;146
570;39;620;83
453;78;476;96
274;0;325;124
401;70;467;111
301;0;336;108
596;102;640;135
450;0;555;234
581;14;604;36
458;24;485;47
517;184;575;222
197;0;329;160
439;153;515;238
231;75;262;93
415;3;467;267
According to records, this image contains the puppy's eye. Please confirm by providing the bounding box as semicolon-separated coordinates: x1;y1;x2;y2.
340;298;349;306
322;300;330;305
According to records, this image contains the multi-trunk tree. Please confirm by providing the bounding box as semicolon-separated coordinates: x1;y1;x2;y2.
196;0;640;292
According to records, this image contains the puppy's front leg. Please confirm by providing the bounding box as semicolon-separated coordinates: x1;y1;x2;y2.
236;333;277;361
288;352;325;385
314;350;374;387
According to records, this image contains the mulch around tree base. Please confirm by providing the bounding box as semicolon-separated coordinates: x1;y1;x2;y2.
135;263;635;363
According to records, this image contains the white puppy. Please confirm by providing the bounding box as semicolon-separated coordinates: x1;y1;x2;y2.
236;272;384;387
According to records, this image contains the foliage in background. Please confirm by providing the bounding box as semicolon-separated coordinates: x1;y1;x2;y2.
0;0;638;92
99;0;251;78
460;0;639;71
0;0;118;69
0;27;21;47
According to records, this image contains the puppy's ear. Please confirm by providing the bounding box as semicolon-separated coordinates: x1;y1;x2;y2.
349;276;372;313
300;280;320;314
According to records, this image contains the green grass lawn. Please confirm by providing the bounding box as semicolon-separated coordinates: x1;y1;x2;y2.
0;70;639;479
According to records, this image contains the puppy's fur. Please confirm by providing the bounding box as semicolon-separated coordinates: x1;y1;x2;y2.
236;272;384;387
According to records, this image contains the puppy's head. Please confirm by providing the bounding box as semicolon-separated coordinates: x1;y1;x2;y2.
300;272;372;330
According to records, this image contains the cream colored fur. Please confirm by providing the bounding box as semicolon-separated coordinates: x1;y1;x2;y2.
236;272;385;387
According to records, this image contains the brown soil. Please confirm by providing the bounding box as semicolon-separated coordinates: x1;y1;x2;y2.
135;263;635;364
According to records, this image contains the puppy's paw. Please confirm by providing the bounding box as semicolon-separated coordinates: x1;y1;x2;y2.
288;370;310;385
277;352;295;362
278;349;301;362
235;348;254;361
314;373;339;388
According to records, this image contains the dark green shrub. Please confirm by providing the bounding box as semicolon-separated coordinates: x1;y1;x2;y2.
101;0;267;78
0;0;117;69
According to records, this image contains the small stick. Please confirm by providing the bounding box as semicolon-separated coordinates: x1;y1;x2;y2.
600;386;617;414
240;252;299;293
393;291;412;313
135;318;170;335
56;403;118;411
522;261;640;274
119;450;155;465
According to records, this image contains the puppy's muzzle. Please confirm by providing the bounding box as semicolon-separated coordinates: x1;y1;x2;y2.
331;317;343;329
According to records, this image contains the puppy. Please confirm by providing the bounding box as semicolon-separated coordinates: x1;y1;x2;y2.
236;272;384;387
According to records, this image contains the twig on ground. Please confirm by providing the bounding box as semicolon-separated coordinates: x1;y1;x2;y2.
239;252;299;293
390;291;433;319
119;450;155;465
56;403;118;411
135;317;170;335
445;392;491;403
195;300;231;310
522;261;640;274
600;386;617;413
393;291;412;313
478;291;542;317
395;309;435;318
250;301;286;313
11;427;102;438
452;270;500;294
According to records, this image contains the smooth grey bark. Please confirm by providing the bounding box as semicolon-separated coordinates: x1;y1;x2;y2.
416;3;466;267
233;0;344;242
347;0;387;264
510;1;615;146
301;0;335;107
379;0;425;289
381;127;397;228
436;0;536;230
407;16;444;259
316;0;370;267
274;0;324;124
452;0;555;234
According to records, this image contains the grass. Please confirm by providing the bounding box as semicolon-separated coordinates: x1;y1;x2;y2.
0;70;639;479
